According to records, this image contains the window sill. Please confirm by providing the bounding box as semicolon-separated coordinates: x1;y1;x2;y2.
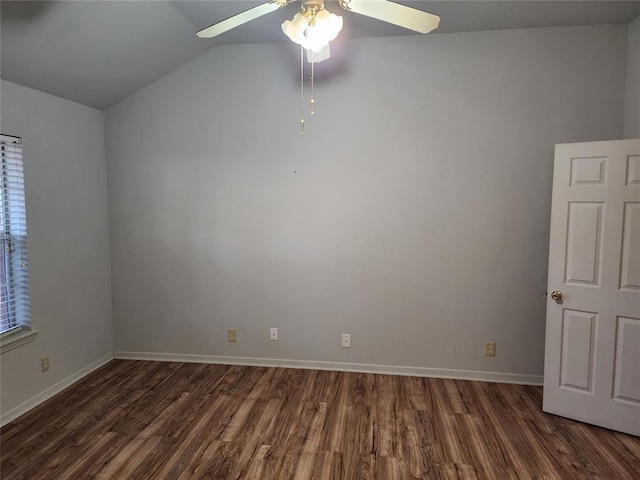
1;329;39;354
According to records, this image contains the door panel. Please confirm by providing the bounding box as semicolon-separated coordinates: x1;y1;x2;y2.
570;156;607;186
627;155;640;185
560;309;596;392
620;202;640;290
565;202;603;285
544;138;640;436
613;316;640;404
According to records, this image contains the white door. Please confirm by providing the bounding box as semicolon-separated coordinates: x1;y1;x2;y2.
543;138;640;436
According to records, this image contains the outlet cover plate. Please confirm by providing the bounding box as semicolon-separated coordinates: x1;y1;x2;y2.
485;342;496;356
270;328;278;341
342;333;351;348
228;329;237;342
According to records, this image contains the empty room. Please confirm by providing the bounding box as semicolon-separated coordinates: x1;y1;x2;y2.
1;0;639;478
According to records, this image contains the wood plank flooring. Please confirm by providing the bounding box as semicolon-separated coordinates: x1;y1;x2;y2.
1;360;639;479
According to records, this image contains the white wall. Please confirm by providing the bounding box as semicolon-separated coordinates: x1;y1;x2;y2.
106;25;626;380
625;16;640;138
0;81;113;420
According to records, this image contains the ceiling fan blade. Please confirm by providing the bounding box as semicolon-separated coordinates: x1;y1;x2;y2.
197;2;282;39
343;0;440;34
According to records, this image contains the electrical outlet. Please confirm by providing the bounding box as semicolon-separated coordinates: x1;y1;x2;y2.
40;357;49;372
228;329;237;342
485;342;496;356
270;328;278;341
342;333;351;348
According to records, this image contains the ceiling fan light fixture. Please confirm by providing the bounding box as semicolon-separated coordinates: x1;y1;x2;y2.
305;10;343;49
282;5;343;52
281;12;309;44
307;43;330;63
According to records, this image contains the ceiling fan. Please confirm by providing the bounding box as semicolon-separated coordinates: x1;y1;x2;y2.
196;0;440;132
196;0;441;57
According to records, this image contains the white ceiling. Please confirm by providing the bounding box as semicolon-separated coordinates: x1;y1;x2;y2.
2;0;639;110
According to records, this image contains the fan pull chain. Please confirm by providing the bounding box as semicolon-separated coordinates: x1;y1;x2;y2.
300;45;305;134
310;51;315;115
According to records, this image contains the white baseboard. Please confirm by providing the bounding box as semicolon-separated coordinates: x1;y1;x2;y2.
114;351;543;386
1;352;114;427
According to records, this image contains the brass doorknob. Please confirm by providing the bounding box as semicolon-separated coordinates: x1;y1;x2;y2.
550;290;563;301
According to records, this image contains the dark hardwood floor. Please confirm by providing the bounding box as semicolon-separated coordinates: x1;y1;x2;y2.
1;360;639;479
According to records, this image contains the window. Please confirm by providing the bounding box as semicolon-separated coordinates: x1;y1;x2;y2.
0;134;31;339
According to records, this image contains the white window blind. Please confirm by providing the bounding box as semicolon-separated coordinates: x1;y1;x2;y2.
0;134;31;336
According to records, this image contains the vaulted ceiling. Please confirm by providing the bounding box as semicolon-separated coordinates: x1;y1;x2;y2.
2;1;639;110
